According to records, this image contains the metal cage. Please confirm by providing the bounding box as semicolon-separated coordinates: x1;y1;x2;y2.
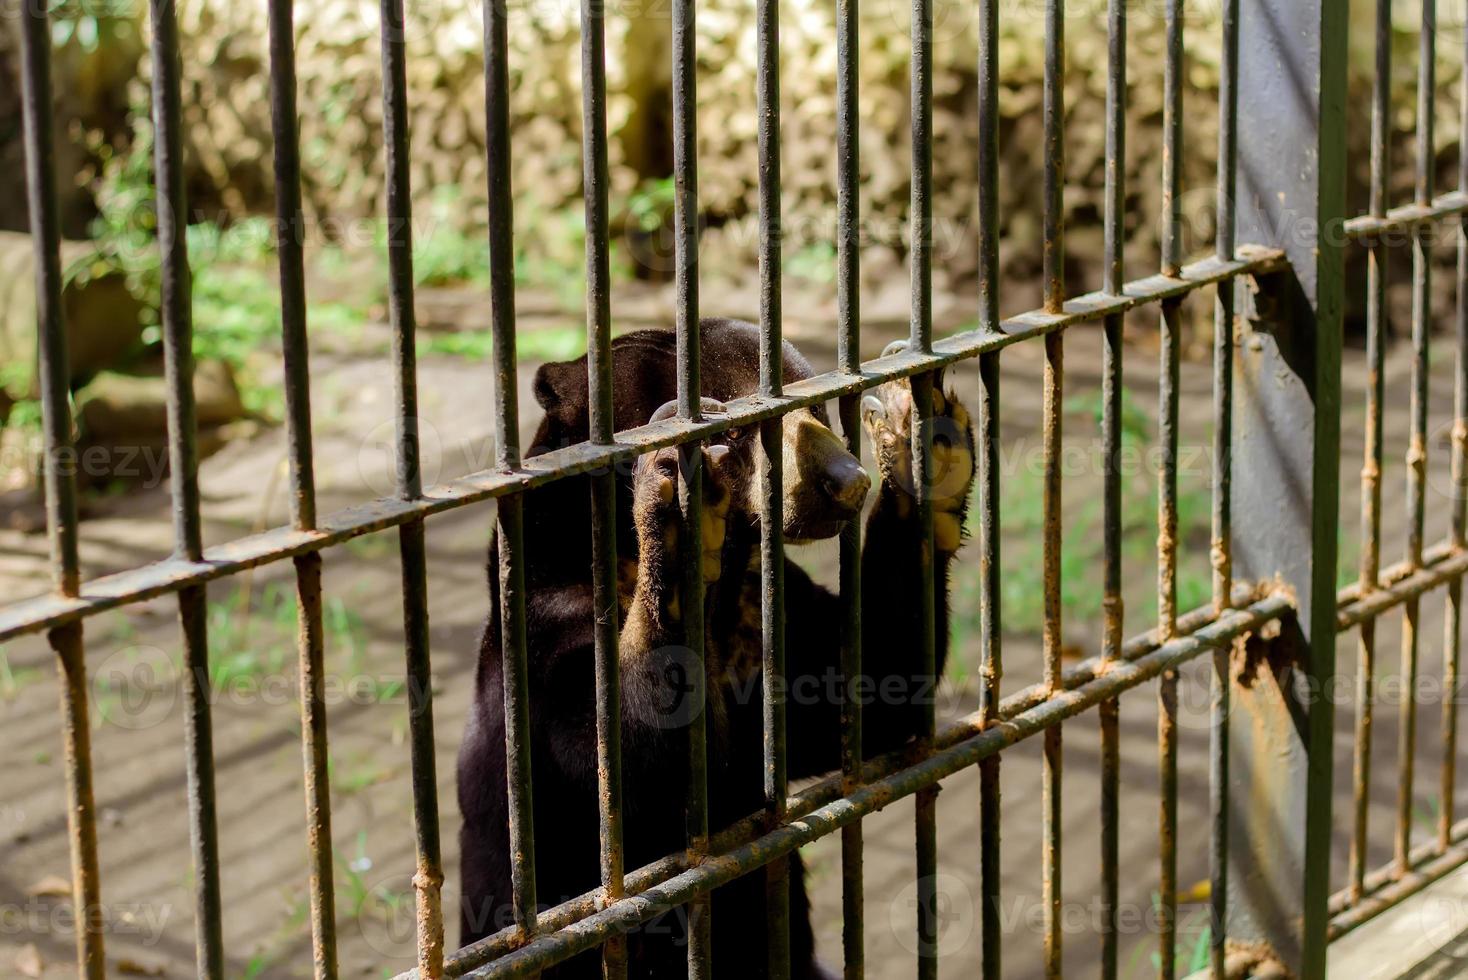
12;0;1468;977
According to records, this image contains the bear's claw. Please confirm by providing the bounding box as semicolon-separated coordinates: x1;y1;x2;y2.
633;443;737;587
861;353;975;555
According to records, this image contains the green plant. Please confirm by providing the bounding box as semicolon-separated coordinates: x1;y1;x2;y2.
784;242;838;285
47;0;137;53
627;177;676;234
0;649;44;700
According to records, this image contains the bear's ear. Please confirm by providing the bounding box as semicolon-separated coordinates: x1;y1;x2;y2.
533;359;589;416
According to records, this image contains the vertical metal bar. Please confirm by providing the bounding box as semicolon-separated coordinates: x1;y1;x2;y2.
379;0;445;973
908;0;938;971
906;0;939;971
835;0;863;973
976;0;1001;973
836;0;859;379
1209;2;1239;973
1158;297;1181;980
910;369;939;980
1160;0;1184;280
1444;9;1468;856
1040;6;1064;971
837;389;864;980
1158;4;1183;974
1099;0;1126;975
672;0;702;423
1042;0;1065;314
20;11;103;978
483;0;538;944
266;2;337;972
146;0;227;973
1398;0;1436;878
1351;0;1392;903
669;0;710;970
267;0;317;532
909;0;932;354
22;0;79;599
1041;328;1063;980
756;0;790;968
580;0;626;974
52;623;102;980
294;551;336;979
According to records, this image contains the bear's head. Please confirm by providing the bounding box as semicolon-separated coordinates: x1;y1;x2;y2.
529;318;869;543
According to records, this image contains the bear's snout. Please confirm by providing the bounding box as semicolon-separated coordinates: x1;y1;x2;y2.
820;454;870;520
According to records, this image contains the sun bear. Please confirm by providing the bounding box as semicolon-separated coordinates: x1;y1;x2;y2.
458;318;974;977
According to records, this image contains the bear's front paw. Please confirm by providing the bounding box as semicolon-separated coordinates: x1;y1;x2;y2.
861;349;975;554
632;443;739;585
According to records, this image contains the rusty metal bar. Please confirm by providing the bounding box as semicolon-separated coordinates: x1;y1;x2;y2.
1161;0;1183;280
482;0;538;949
419;585;1264;979
975;4;1001;974
1346;191;1468;240
22;0;80;600
19;9;104;979
1097;0;1126;974
578;0;626;974
1340;550;1468;630
146;0;227;972
1040;4;1065;970
1330;816;1468;939
1209;1;1238;971
0;248;1286;647
266;0;338;971
669;0;710;968
756;0;790;966
1041;332;1064;980
1157;12;1184;950
458;596;1292;979
911;367;939;979
907;0;938;969
1397;0;1436;879
837;387;864;980
268;0;318;532
977;351;1002;980
1441;13;1468;857
1350;0;1392;906
1042;0;1065;313
835;0;863;972
378;0;446;972
909;0;932;354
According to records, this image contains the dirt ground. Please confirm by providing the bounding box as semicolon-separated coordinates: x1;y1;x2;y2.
2;275;1466;979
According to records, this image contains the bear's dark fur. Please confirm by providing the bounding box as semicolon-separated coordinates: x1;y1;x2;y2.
458;319;972;977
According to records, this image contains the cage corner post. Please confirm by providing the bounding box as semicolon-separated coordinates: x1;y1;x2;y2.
1228;0;1347;977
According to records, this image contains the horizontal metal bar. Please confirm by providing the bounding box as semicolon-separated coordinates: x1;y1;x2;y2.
1328;817;1468;939
402;586;1287;979
1336;546;1468;630
0;248;1283;644
453;595;1291;978
1346;190;1468;241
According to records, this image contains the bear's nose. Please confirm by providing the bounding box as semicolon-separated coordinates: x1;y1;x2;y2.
821;456;871;518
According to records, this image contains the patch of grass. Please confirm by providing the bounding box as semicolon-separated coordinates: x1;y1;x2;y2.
421;323;589;363
950;393;1215;665
0;649;44;700
784;242;838;285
